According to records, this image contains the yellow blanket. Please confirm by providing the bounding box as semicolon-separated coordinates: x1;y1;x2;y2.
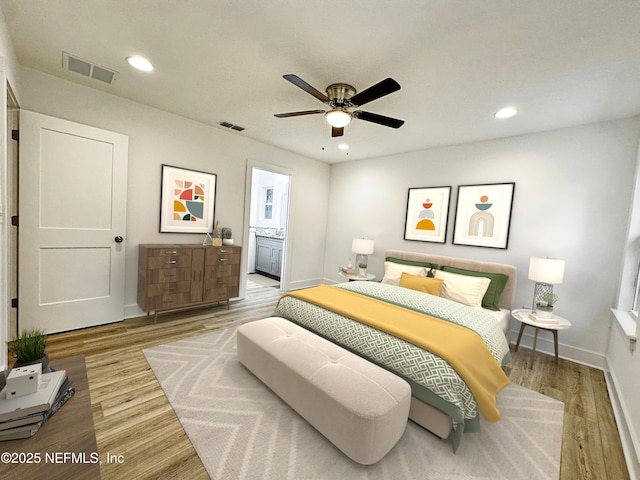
281;285;510;422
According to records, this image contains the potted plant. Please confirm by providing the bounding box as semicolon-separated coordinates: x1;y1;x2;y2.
535;293;559;318
9;328;49;371
222;227;234;245
358;263;368;277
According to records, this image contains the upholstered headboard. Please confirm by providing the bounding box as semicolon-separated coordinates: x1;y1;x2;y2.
384;250;518;310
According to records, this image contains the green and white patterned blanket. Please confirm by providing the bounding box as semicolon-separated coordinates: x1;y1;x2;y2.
274;281;511;451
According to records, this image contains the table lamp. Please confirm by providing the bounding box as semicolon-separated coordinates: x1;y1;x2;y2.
352;238;374;275
528;256;565;313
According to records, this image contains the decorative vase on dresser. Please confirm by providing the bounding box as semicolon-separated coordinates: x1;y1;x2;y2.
137;244;241;322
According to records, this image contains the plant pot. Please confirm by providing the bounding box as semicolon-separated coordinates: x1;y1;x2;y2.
13;354;51;373
358;267;367;277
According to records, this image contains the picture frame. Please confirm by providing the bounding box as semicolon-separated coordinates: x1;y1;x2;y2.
159;164;217;233
404;186;452;243
452;182;515;249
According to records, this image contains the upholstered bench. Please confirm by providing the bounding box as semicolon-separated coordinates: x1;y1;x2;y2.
236;317;411;465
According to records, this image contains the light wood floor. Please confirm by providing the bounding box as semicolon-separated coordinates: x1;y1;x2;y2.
11;282;630;479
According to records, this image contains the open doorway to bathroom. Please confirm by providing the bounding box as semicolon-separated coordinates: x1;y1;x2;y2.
247;167;291;291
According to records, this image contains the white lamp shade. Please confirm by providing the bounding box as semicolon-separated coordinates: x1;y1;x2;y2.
352;238;374;255
528;256;565;284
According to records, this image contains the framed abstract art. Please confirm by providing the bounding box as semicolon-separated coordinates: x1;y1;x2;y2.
404;186;452;243
452;182;515;249
159;164;217;233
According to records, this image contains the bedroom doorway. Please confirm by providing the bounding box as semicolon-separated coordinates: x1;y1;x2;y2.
246;164;291;292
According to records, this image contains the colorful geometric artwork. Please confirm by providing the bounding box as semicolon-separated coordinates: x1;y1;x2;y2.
468;194;495;237
160;165;217;233
404;187;451;243
453;183;515;249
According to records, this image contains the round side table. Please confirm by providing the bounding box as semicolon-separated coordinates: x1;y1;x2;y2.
511;308;571;366
338;271;376;282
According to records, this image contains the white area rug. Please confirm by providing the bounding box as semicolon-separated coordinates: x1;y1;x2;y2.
144;325;564;480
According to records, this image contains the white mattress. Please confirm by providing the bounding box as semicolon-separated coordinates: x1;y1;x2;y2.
484;307;511;337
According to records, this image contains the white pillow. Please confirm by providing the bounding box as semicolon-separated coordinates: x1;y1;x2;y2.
381;261;428;285
433;269;491;308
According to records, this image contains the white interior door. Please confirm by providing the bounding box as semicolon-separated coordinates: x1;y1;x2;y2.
18;110;128;333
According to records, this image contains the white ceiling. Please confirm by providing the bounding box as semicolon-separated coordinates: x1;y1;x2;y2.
3;0;640;163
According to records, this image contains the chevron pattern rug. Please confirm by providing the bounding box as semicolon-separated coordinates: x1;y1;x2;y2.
144;324;564;480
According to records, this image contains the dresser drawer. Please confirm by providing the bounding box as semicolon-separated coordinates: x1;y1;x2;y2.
146;280;192;297
147;255;192;270
147;247;194;258
145;267;191;284
206;253;240;266
203;279;239;302
145;291;192;311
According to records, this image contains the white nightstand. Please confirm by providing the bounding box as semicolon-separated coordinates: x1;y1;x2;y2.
511;308;571;366
338;271;376;282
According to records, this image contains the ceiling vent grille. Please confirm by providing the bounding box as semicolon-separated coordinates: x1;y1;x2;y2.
217;120;245;132
62;52;118;84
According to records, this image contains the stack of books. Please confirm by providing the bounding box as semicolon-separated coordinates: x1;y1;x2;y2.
340;266;357;275
529;312;558;325
0;368;75;441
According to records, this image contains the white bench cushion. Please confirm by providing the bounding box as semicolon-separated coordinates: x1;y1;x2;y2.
237;317;411;465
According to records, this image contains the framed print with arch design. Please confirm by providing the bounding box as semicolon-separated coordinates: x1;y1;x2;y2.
404;186;451;243
160;164;217;233
453;182;515;249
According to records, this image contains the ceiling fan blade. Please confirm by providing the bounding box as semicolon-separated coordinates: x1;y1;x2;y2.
353;111;405;129
283;74;330;103
274;110;325;118
349;78;401;107
331;126;344;137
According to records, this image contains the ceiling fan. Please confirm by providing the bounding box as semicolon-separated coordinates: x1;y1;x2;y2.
274;74;405;137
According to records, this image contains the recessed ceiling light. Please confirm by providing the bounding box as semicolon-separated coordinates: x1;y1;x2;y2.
126;56;154;72
495;106;517;119
338;143;349;150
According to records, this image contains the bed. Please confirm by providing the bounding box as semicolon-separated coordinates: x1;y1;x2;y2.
273;249;517;452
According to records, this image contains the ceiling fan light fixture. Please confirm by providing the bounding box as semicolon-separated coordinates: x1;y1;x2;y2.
325;108;352;128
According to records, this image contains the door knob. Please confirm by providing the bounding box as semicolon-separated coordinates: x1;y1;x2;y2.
114;236;124;243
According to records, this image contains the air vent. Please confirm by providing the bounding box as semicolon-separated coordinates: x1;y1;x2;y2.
217;120;245;132
62;52;118;84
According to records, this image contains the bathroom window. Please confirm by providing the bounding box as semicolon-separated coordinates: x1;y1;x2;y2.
264;187;274;219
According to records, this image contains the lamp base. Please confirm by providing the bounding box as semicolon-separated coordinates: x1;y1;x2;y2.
532;282;554;313
355;253;368;271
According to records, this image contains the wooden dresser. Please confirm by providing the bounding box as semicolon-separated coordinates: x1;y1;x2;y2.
137;244;241;321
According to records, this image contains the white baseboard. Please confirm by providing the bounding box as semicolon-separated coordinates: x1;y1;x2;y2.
124;303;145;319
604;357;640;480
285;278;325;291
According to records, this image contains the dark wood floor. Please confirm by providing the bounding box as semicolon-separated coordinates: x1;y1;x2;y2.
8;282;630;479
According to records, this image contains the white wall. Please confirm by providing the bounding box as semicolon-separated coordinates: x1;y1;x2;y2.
324;117;640;366
17;66;330;316
607;324;640;480
250;169;289;229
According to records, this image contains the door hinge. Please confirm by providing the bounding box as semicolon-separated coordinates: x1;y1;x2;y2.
11;129;18;142
11;298;18;309
11;215;18;226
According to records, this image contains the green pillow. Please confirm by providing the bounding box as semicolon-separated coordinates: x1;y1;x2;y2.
441;266;508;311
386;257;438;277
